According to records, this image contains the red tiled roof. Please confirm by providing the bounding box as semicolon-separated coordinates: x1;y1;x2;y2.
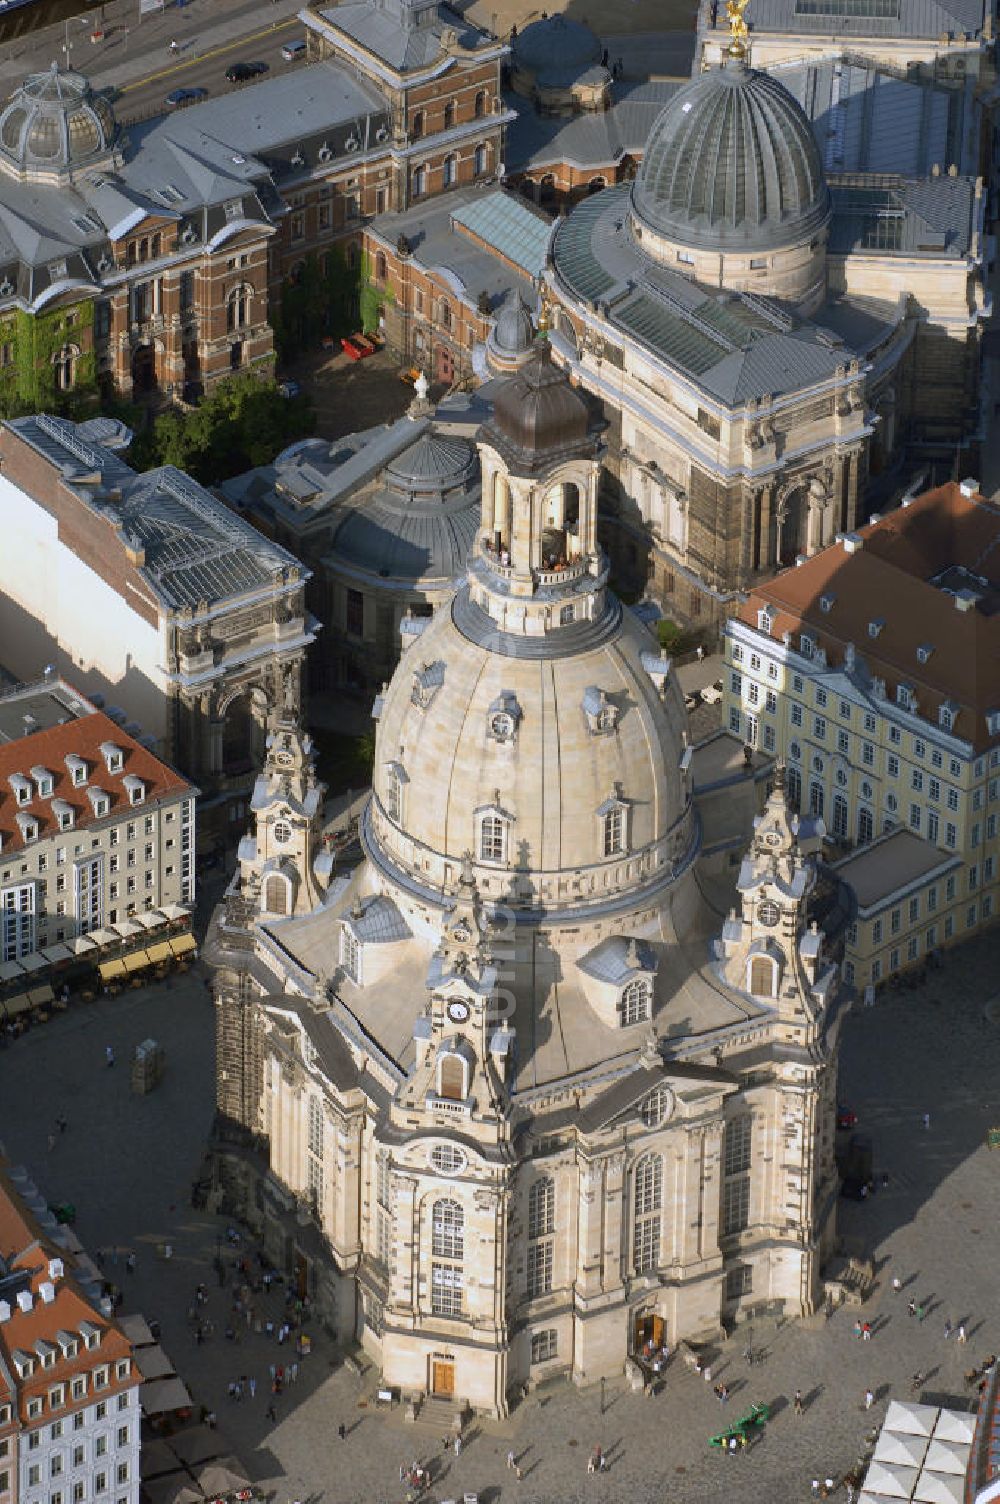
736;483;1000;751
0;709;192;857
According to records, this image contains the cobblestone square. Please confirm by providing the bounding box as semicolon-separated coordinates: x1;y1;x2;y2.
1;933;998;1504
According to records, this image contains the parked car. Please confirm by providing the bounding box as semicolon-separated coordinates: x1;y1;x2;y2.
225;60;268;83
281;38;306;61
165;86;208;107
277;379;301;398
341;333;377;361
700;679;724;705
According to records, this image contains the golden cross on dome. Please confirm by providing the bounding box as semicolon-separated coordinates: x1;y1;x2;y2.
726;0;750;57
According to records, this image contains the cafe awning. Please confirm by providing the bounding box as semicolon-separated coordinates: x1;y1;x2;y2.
0;960;25;983
161;903;191;922
40;944;73;964
19;952;48;973
147;941;173;965
134;911;168;931
140;1376;193;1416
28;985;55;1007
170;934;197;958
113;919;144;940
98;959;127;982
196;1459;250;1496
67;935;98;956
2;993;31;1017
88;928;119;949
122;951;151;974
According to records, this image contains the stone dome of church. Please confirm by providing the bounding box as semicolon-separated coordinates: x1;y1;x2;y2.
0;64;117;182
631;59;829;252
368;600;696;914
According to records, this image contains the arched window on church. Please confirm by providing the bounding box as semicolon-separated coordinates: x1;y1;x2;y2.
749;955;775;997
52;345;79;391
602;805;624;857
527;1177;555;1297
431;1197;463;1314
479;812;507;864
621;977;650;1026
385;763;403;823
227;284;251;332
438;1052;466;1101
341;926;361;982
633;1154;662;1273
264;874;289;915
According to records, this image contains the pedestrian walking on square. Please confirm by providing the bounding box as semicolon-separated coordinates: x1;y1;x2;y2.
958;1323;967;1344
56;1114;67;1134
703;1365;712;1384
289;1362;298;1383
265;1402;276;1423
917;1303;927;1322
126;1253;136;1274
944;1319;953;1340
269;1363;276;1383
892;1276;902;1294
248;1377;256;1399
454;1434;462;1457
854;1319;863;1340
399;1464;406;1485
862;1322;872;1341
106;1045;115;1067
47;1131;57;1152
923;1112;930;1130
908;1298;917;1318
338;1423;346;1441
864;1387;874;1410
794;1389;804;1416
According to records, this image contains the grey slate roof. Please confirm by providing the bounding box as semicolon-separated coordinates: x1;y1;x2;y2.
345;894;411;944
578;935;657;984
549;184;915;402
828;175;976;257
310;0;486;73
511;15;603;88
504;81;678;174
7;415;302;611
772;56;979;178
730;0;987;39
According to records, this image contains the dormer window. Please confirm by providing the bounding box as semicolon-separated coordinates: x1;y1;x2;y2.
477;798;511;865
897;684;916;712
411;660;445;711
871;677;886;700
64;755;88;787
487;691;521;744
87;788;110;819
984;708;1000;736
868;618;885;639
620;977;651;1026
79;1323;100;1351
122;775;146;806
9;773;32;806
583;687;619;734
799;632;815;658
30;767;54;798
51;800;74;832
916;644;934;665
757;606;774;633
15;811;38;843
819;593;836;613
99;742;124;775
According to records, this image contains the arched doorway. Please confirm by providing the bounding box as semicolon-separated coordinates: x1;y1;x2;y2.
132;343;156;394
777;488;806;565
220;690;267;775
541;480;581;564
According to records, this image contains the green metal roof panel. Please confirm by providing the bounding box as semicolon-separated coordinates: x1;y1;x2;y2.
450;192;552;281
617;293;730;375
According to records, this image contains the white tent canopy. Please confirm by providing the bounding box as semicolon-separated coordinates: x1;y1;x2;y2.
874;1431;930;1468
884;1401;940;1437
913;1471;964;1504
932;1410;976;1444
923;1438;971;1475
864;1462;920;1498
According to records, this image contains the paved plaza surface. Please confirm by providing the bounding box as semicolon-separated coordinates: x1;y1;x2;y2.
0;931;999;1504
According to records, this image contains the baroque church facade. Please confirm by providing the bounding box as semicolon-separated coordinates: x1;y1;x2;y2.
207;341;849;1415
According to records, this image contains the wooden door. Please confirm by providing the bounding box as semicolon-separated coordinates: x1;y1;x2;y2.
432;1360;455;1397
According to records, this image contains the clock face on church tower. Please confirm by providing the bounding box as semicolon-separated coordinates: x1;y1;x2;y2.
757;900;780;928
447;1000;471;1024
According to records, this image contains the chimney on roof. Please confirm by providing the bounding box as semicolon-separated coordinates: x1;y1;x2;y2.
48;1258;64;1282
955;589;980;612
959;478;979;497
38;1281;55;1305
841;533;863;553
0;1300;10;1323
16;1289;33;1313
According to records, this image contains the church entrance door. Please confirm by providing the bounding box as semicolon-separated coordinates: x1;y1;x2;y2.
634;1312;665;1351
432;1359;455;1397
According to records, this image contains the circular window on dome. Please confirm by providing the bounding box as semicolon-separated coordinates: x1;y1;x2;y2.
272;820;292;845
429;1143;466;1175
490;711;515;742
757;900;780;928
640;1087;673;1128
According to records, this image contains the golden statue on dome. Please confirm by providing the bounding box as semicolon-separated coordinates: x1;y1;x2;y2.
726;0;750;57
